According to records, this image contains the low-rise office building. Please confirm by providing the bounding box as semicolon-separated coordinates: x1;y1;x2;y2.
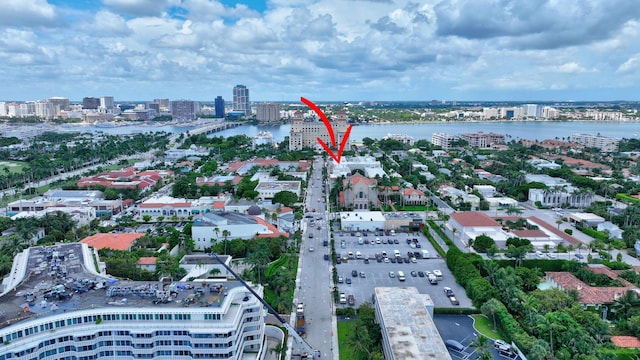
374;287;451;360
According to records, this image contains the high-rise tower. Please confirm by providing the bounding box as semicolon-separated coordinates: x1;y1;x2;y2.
233;85;250;115
215;96;225;118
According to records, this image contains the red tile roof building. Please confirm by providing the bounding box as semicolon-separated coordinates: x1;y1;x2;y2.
78;169;173;191
80;233;145;251
546;266;639;306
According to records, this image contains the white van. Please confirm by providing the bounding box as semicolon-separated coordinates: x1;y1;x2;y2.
397;271;406;281
433;269;443;280
421;250;430;259
394;250;401;258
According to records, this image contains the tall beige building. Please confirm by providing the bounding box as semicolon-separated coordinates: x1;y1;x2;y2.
256;102;280;123
289;110;350;151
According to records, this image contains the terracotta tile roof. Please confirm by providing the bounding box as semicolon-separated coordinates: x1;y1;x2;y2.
213;201;225;209
278;207;293;213
546;270;638;305
254;217;288;238
137;257;157;265
349;173;376;186
511;229;548;238
403;188;424;196
80;233;145;250
529;216;581;245
611;336;640;348
451;211;501;227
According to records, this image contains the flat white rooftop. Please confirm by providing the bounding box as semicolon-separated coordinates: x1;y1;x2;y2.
339;211;386;223
374;287;451;360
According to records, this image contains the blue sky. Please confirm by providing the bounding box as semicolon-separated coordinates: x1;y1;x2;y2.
2;0;640;102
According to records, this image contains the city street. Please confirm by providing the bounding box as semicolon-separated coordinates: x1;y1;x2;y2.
291;156;335;359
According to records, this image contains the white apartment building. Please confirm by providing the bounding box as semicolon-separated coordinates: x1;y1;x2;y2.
0;243;268;360
34;100;55;119
431;133;459;150
289;110;350;151
383;133;414;145
100;96;115;111
541;106;560;119
570;133;620;152
585;110;624;121
529;188;594;208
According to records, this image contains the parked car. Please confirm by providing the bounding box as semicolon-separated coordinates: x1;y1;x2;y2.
338;276;344;284
389;271;395;278
418;271;425;277
445;339;464;351
443;287;455;297
449;296;460;305
347;294;355;306
345;278;351;284
352;270;358;277
359;271;366;278
339;293;347;304
410;271;417;277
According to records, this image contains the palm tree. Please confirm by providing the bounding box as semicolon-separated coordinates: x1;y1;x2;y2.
471;335;492;360
611;290;640;320
222;230;230;255
270;341;287;360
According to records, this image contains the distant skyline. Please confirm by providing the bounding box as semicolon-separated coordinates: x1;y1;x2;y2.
2;0;640;102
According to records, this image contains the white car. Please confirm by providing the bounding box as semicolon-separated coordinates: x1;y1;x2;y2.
383;257;390;263
389;271;395;278
309;246;314;252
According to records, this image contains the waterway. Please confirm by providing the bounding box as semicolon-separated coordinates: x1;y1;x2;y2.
62;121;640;141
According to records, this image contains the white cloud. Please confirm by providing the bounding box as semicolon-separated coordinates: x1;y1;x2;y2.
1;0;640;100
0;0;58;27
92;10;132;36
103;0;180;16
618;54;640;73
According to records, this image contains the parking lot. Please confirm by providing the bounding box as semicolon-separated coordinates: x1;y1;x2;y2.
332;230;472;309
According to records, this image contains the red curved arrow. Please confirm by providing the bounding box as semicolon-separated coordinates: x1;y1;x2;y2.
300;97;353;164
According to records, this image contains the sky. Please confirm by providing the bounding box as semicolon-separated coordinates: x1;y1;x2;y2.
2;0;640;102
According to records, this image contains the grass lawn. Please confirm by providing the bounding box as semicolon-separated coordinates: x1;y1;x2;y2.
0;160;25;174
471;314;502;340
337;321;357;360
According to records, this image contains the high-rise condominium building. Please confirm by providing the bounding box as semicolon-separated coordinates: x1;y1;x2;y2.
215;96;225;118
289;109;350;151
34;100;55;119
233;85;250;115
256;103;280;123
100;96;114;110
0;243;267;360
48;97;70;112
171;100;198;121
154;98;170;112
82;97;100;109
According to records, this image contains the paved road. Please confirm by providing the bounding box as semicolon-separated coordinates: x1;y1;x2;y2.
291;156;336;359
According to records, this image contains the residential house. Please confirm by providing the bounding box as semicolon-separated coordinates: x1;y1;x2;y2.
403;188;427;205
137;257;157;272
546;265;639;309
